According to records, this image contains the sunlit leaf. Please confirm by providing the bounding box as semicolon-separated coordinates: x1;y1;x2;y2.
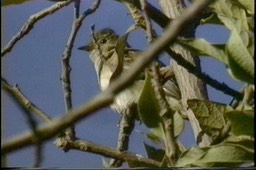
187;99;232;140
209;0;233;18
225;135;254;153
176;143;254;167
226;28;254;84
175;147;207;167
192;144;254;167
236;0;254;15
177;38;227;64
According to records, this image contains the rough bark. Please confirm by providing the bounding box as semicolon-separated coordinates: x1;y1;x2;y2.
159;0;211;146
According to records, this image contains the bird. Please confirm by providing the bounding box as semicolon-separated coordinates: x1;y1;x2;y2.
78;28;181;167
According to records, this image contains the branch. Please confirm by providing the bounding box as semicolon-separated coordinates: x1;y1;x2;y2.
59;0;101;143
0;79;143;166
1;78;51;123
2;0;217;155
1;78;159;166
1;0;73;57
1;77;45;167
55;138;161;167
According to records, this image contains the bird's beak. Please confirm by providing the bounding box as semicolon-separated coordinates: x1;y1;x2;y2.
78;45;91;52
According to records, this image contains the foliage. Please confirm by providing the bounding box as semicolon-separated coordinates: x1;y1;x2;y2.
2;0;254;168
136;0;254;167
178;0;254;84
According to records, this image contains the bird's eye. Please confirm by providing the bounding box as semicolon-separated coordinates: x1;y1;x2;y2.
99;38;107;44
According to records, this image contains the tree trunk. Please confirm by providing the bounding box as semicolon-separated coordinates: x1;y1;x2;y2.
159;0;211;146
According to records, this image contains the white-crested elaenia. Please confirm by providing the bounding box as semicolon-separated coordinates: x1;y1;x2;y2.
78;28;181;167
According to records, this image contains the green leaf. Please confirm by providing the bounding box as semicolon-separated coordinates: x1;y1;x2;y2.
217;15;242;32
226;28;254;84
236;0;254;15
230;3;249;31
187;99;233;140
175;147;207;167
138;73;162;129
177;38;227;64
138;74;184;139
225;110;254;136
225;135;254;153
172;111;184;137
176;143;254;167
210;0;252;29
192;144;254;167
209;0;233;18
2;0;34;6
138;73;165;139
143;142;165;162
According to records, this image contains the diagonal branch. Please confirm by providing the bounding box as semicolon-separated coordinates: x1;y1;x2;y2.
1;78;51;123
2;78;159;166
2;0;219;155
1;0;73;57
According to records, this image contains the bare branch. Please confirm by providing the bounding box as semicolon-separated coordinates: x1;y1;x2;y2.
55;138;161;167
1;78;45;167
1;0;73;57
1;78;142;165
1;78;51;123
2;0;217;155
59;0;102;144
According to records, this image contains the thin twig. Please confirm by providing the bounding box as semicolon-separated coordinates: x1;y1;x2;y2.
58;0;102;149
1;78;51;123
2;0;218;155
1;0;73;57
1;78;44;167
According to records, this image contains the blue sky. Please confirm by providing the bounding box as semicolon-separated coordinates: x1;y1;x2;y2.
2;0;243;168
